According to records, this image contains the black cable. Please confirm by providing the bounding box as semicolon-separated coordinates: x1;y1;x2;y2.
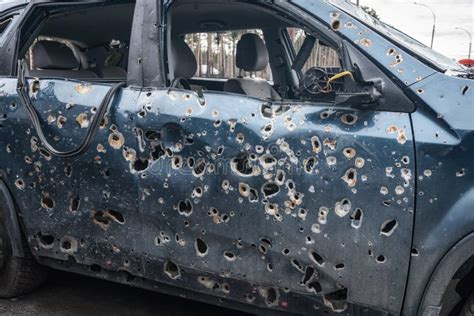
16;60;126;158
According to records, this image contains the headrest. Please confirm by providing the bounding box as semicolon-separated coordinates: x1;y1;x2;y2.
33;41;79;70
236;33;269;72
170;36;197;79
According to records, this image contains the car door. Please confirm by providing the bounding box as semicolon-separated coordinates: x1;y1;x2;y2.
0;0;148;271
133;9;417;313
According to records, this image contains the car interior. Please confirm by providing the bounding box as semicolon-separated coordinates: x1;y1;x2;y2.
19;0;364;103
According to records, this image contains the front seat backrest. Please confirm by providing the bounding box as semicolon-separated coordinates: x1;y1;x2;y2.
29;41;98;79
169;35;197;86
224;33;280;100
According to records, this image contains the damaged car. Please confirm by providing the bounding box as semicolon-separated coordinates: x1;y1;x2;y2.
0;0;473;315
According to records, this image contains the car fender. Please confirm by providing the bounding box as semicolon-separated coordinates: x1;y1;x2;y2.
419;232;474;315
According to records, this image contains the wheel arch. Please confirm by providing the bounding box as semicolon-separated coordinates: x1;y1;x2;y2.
0;177;25;258
419;232;474;315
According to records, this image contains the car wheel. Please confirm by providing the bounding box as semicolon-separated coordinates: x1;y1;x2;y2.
461;294;474;316
0;209;48;298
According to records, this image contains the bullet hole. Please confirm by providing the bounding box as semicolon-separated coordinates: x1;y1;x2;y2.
193;158;207;177
309;250;325;266
267;263;273;272
353;157;365;169
335;198;351;218
106;210;125;224
307;281;322;294
164;260;181;279
261;182;280;198
323;288;348;313
304;157;317;174
343;148;356;159
387;47;396;56
133;158;149;172
335;263;345;270
15;179;25;190
145;130;161;141
383;200;392;207
359;38;372;47
416;88;424;94
323;138;337;151
248;188;259;203
31;79;40;93
37;233;55;248
390;54;404;67
265;203;279;217
411;248;419;256
231;155;255;176
108;131;125;149
177;199;193;217
261;122;274;139
238;182;250;197
395;185;405;195
305;235;314;244
302;266;316;285
75;83;92;94
57;115;67;128
402;156;410;165
274;170;286;186
380;186;389;195
397;128;407;144
350;208;363;229
75;112;90;128
122;147;137;162
171;155;183;169
341;168;357;187
258;287;279;307
39;147;52;161
222;283;230;294
259;154;277;169
221;180;230;192
245;294;255;303
92;210;123;230
223;251;236;262
461;85;470;95
341;113;358;125
0;113;7;121
326;156;337;166
100;168;111;179
69;197;80;212
236;133;245;144
41;196;55;209
195;238;208;257
380;219;398;236
311;136;322;153
376;255;386;263
331;19;341;30
60;236;78;254
456;168;465;177
290;258;304;272
311;223;321;234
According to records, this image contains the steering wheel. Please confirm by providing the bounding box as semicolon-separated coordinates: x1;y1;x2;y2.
299;67;329;95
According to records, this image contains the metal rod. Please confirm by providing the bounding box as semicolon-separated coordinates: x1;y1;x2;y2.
455;27;472;59
413;2;436;49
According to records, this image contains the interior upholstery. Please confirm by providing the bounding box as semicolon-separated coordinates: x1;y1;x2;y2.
224;33;280;100
169;35;197;80
236;33;269;72
33;41;79;70
29;41;98;79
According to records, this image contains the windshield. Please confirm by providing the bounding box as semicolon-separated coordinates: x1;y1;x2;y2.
329;0;465;72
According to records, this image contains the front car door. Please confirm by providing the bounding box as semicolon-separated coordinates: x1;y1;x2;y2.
132;0;418;314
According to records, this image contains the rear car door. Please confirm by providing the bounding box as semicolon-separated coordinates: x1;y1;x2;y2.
0;1;147;271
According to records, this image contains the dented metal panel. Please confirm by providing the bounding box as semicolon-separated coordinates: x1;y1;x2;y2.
0;76;415;313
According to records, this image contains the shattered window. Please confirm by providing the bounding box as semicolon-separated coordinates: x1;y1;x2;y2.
287;27;341;72
184;30;273;81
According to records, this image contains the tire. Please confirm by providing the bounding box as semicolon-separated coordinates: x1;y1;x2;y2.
461;294;474;316
0;210;48;298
